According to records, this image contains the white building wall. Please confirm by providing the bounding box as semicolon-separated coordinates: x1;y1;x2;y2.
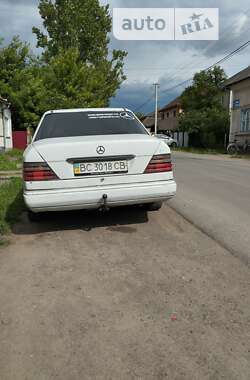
3;107;13;149
229;79;250;144
0;103;13;150
0;108;4;150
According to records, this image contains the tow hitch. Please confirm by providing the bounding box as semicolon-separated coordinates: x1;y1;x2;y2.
99;194;110;212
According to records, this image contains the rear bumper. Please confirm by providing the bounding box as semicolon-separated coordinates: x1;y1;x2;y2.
24;180;176;212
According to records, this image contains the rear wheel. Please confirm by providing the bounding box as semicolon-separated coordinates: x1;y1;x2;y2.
27;210;42;222
144;202;162;211
227;144;238;155
171;142;177;148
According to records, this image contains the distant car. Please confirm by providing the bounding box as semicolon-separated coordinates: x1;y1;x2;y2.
154;134;178;148
23;108;176;220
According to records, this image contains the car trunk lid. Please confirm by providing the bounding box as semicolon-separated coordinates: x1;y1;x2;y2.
33;134;161;180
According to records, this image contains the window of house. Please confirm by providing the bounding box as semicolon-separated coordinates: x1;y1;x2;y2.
161;113;164;120
173;110;177;117
241;109;250;132
166;112;169;118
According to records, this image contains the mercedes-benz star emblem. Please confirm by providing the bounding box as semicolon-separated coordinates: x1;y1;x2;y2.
96;146;105;155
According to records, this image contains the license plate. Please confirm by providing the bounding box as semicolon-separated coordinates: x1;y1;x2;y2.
73;160;128;176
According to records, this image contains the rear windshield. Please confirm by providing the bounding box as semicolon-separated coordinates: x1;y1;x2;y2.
35;111;147;141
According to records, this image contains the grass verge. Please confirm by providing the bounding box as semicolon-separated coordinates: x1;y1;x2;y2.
0;149;23;171
174;147;250;160
0;238;9;248
0;178;24;246
173;147;227;155
230;154;250;160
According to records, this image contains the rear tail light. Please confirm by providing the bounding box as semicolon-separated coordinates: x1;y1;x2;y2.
144;154;172;173
23;162;58;181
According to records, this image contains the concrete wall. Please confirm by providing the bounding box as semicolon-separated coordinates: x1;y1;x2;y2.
3;107;13;149
0;103;13;150
0;106;4;150
229;78;250;144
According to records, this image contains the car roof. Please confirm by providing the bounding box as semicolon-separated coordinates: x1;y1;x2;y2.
43;108;132;116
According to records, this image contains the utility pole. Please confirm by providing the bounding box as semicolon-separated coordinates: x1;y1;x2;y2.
153;83;159;135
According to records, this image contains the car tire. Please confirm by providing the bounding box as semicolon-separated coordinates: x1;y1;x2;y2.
144;202;162;211
27;210;42;222
171;142;177;148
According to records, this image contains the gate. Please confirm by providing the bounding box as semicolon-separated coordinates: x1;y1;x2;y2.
12;131;27;150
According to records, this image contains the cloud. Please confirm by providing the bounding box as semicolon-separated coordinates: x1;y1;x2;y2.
111;81;182;113
0;0;249;114
109;0;250;112
0;0;41;48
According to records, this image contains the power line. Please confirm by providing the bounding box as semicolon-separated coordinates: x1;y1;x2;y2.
134;95;155;112
134;39;250;113
133;9;250;112
206;41;250;70
128;15;250;74
159;40;250;96
133;10;250;110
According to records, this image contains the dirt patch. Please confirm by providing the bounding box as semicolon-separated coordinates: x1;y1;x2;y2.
0;205;249;380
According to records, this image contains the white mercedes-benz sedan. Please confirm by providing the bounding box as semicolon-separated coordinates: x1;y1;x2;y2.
23;108;176;220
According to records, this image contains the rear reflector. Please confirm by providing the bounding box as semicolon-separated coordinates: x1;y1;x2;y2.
144;154;172;173
23;162;58;181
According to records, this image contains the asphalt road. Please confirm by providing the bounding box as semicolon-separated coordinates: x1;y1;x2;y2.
0;205;249;380
170;152;250;266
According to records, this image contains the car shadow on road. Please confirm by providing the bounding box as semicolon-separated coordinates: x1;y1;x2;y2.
11;206;149;236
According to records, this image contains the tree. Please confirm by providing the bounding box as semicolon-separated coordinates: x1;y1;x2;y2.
0;1;127;130
0;37;30;82
179;67;229;148
32;0;127;113
32;0;126;65
43;48;125;109
0;37;47;129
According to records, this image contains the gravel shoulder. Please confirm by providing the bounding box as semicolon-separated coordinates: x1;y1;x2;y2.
0;205;249;380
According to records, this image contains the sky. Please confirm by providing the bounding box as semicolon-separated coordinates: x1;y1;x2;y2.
0;0;250;114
